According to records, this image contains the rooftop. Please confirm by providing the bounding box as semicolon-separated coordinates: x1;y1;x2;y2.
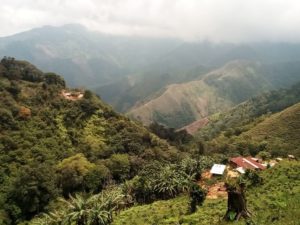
230;156;266;170
210;164;226;175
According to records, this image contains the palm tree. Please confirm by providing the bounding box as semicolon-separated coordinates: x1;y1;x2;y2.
60;194;90;225
31;211;66;225
88;187;125;225
40;188;125;225
88;201;111;225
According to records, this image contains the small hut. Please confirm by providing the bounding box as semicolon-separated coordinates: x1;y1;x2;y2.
210;164;226;176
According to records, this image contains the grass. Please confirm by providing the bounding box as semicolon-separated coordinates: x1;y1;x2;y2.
241;103;300;156
113;160;300;225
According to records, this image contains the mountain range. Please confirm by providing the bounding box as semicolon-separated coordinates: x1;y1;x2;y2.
1;24;300;129
0;55;299;224
128;60;300;128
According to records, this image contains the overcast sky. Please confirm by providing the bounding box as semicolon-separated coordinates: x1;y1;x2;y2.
0;0;300;42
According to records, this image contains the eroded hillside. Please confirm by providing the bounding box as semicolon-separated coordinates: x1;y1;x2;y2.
129;60;300;128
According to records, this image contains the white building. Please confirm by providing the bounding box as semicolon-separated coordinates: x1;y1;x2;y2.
210;164;226;175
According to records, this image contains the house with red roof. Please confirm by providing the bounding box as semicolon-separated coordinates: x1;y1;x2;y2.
230;156;266;173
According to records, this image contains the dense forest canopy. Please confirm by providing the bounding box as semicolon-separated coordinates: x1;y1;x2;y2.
0;57;192;223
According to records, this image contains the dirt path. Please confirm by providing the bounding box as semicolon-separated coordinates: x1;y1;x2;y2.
206;182;227;199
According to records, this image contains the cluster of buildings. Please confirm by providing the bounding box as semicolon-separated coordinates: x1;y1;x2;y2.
210;156;268;176
210;155;296;176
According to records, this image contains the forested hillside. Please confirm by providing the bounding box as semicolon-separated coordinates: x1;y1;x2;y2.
206;103;300;157
196;82;300;140
0;57;299;225
0;57;185;224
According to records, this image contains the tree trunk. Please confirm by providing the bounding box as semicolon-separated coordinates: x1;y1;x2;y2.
224;185;251;221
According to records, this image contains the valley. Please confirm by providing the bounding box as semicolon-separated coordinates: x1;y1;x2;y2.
128;60;300;128
0;25;300;225
0;57;299;225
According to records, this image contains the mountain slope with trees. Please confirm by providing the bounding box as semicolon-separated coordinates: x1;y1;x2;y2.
196;82;300;140
194;82;300;157
208;102;300;157
2;24;300;116
128;60;300;128
0;57;185;224
238;102;300;156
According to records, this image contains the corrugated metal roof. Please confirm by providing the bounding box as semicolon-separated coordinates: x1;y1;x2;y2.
230;156;266;170
210;164;226;175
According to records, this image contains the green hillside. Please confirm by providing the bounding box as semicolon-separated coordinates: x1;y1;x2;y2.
113;160;300;225
239;103;300;156
199;102;300;157
0;57;184;224
95;64;210;112
128;60;300;128
196;82;300;140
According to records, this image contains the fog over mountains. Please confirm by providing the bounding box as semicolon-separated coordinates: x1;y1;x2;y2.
1;24;300;128
1;1;300;225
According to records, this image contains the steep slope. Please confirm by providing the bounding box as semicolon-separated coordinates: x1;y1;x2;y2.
128;60;300;128
195;81;300;139
96;42;300;112
95;64;211;112
3;25;300;112
239;103;300;155
0;58;182;223
201;102;300;157
128;79;231;128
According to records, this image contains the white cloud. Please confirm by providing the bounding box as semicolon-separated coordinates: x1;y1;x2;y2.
0;0;300;42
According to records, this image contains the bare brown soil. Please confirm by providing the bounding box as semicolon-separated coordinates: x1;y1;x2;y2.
206;182;227;199
178;117;209;135
61;90;84;101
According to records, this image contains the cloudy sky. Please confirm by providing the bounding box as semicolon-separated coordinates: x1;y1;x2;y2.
0;0;300;42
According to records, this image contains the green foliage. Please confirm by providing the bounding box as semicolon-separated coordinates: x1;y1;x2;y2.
113;161;300;225
228;211;237;221
84;165;111;194
32;187;126;225
199;94;300;157
197;82;300;141
122;157;212;205
0;58;184;223
5;164;58;222
257;151;271;161
106;154;130;181
44;73;65;87
149;122;193;147
57;153;95;196
242;170;263;187
1;57;44;82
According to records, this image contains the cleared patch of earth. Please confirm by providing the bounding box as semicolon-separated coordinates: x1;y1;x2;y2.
178;117;209;135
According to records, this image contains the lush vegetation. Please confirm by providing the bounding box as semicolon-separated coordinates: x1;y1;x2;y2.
195;83;300;157
148;122;193;148
0;57;189;224
28;157;213;225
197;82;300;140
0;57;299;225
112;160;300;225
